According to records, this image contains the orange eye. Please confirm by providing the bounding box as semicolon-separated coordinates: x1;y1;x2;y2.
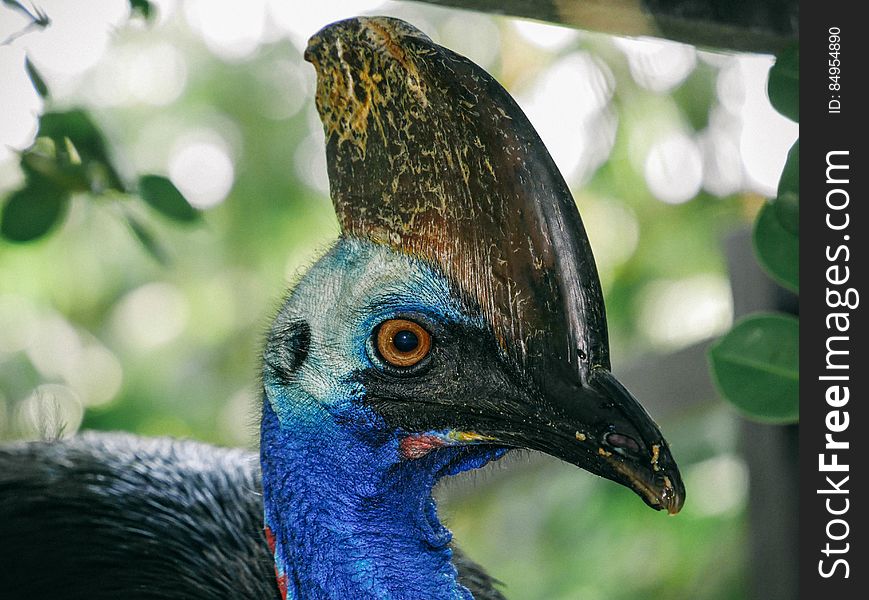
376;319;432;367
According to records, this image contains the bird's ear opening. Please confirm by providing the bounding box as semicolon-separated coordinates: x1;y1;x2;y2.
263;317;311;385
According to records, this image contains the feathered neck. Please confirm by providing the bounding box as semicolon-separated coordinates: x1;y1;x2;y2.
259;400;474;600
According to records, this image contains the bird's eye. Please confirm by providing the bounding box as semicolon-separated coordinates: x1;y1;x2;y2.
376;319;432;368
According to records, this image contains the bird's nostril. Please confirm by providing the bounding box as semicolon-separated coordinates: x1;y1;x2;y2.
605;432;641;455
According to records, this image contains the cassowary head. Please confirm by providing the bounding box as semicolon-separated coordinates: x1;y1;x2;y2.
261;17;683;523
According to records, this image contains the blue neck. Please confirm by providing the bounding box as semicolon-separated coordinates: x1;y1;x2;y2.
260;400;474;599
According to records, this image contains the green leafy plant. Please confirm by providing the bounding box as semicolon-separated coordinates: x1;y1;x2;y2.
1;1;193;263
128;0;155;22
709;313;799;422
1;108;198;262
709;45;799;423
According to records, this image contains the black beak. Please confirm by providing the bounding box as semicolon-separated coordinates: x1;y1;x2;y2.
588;371;684;514
560;369;683;514
465;366;685;515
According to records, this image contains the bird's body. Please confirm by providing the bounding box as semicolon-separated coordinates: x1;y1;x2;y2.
0;433;279;599
0;16;684;600
0;431;505;599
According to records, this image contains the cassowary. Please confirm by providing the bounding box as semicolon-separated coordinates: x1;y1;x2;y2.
0;17;684;599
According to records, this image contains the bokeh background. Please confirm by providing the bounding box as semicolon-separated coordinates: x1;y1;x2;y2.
1;1;798;598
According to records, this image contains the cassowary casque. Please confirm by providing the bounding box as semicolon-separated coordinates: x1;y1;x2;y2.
0;16;684;600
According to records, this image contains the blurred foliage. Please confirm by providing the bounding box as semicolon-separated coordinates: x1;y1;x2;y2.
1;0;50;45
0;176;67;242
0;2;788;597
766;45;799;122
138;175;200;223
754;141;798;292
24;57;49;98
709;313;799;423
1;107;199;260
128;0;155;22
709;45;799;423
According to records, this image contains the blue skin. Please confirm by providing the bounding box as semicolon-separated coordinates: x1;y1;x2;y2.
261;239;508;599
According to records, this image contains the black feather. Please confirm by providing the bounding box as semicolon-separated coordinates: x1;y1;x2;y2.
0;433;506;600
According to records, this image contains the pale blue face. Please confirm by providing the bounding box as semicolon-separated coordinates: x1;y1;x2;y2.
259;240;498;600
263;238;477;429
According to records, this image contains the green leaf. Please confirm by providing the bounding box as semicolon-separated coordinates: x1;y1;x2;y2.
1;181;68;242
125;213;170;265
1;0;28;10
773;191;798;236
21;148;91;193
773;140;799;234
138;175;199;222
37;110;126;193
38;110;105;154
768;45;799;122
756;140;799;291
777;140;799;198
25;56;49;98
754;201;798;292
129;0;154;21
709;313;799;423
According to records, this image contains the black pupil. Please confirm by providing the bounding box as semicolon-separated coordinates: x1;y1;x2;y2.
393;329;419;353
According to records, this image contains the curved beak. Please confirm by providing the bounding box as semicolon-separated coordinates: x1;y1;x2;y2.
582;370;684;515
464;367;685;515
